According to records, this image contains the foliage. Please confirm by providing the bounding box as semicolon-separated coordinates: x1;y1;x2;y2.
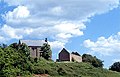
27;60;120;77
0;41;53;76
41;43;52;60
57;67;67;76
47;62;120;77
109;62;120;72
9;43;30;57
0;43;32;76
82;54;103;68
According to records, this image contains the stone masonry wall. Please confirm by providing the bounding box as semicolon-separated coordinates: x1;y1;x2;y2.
70;54;82;62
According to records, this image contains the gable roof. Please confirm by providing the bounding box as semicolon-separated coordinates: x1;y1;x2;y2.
21;40;45;46
60;48;70;54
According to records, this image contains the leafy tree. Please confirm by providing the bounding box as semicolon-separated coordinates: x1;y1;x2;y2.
41;43;52;60
82;54;103;68
9;43;30;58
82;54;93;63
0;46;21;76
109;62;120;72
0;43;33;76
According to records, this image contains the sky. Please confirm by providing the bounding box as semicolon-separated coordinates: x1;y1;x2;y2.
0;0;120;68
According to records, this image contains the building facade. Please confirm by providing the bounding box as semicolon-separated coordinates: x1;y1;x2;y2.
59;48;82;62
59;48;71;61
20;39;47;58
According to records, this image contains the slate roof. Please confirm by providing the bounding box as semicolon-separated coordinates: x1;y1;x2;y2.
21;40;45;46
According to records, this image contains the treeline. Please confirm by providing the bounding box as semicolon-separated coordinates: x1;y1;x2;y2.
82;54;103;68
82;54;120;72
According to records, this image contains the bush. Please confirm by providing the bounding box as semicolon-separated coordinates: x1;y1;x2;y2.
57;68;67;76
109;62;120;72
20;71;31;76
33;66;45;74
82;54;103;68
0;67;21;77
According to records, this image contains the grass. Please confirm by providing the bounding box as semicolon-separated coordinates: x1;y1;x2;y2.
31;60;120;77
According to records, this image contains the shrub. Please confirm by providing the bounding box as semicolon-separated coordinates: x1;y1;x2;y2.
82;54;103;68
109;62;120;72
57;68;67;76
1;67;21;77
20;71;31;76
33;66;45;74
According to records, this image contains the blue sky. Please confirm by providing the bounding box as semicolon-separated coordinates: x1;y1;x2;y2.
0;0;120;68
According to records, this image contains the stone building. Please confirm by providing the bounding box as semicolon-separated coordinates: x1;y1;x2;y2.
58;48;82;62
20;38;48;58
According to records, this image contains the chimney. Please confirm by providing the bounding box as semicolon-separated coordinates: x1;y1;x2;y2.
18;39;21;45
45;38;47;42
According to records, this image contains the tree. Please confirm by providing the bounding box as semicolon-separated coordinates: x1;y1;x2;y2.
0;43;33;76
9;43;30;58
82;54;103;68
41;43;52;60
82;54;92;63
109;62;120;72
0;46;21;76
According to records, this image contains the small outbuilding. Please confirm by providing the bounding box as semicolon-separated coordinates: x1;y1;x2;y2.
58;48;82;62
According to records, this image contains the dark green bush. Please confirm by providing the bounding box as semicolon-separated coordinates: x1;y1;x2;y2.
57;67;67;76
33;66;45;74
82;54;103;68
109;62;120;72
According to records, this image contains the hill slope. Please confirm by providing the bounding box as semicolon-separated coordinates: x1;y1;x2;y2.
33;60;120;77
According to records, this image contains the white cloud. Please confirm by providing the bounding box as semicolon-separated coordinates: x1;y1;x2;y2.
53;22;86;42
48;41;65;49
1;25;23;39
56;33;72;40
54;22;85;36
1;0;120;49
0;24;34;41
84;32;120;56
5;6;30;19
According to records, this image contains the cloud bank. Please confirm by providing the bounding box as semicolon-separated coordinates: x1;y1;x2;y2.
1;0;120;48
84;32;120;56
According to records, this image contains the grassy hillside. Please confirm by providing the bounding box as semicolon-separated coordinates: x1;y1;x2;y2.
32;59;120;77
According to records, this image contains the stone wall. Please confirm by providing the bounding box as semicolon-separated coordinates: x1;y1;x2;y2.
29;46;42;58
70;54;82;62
